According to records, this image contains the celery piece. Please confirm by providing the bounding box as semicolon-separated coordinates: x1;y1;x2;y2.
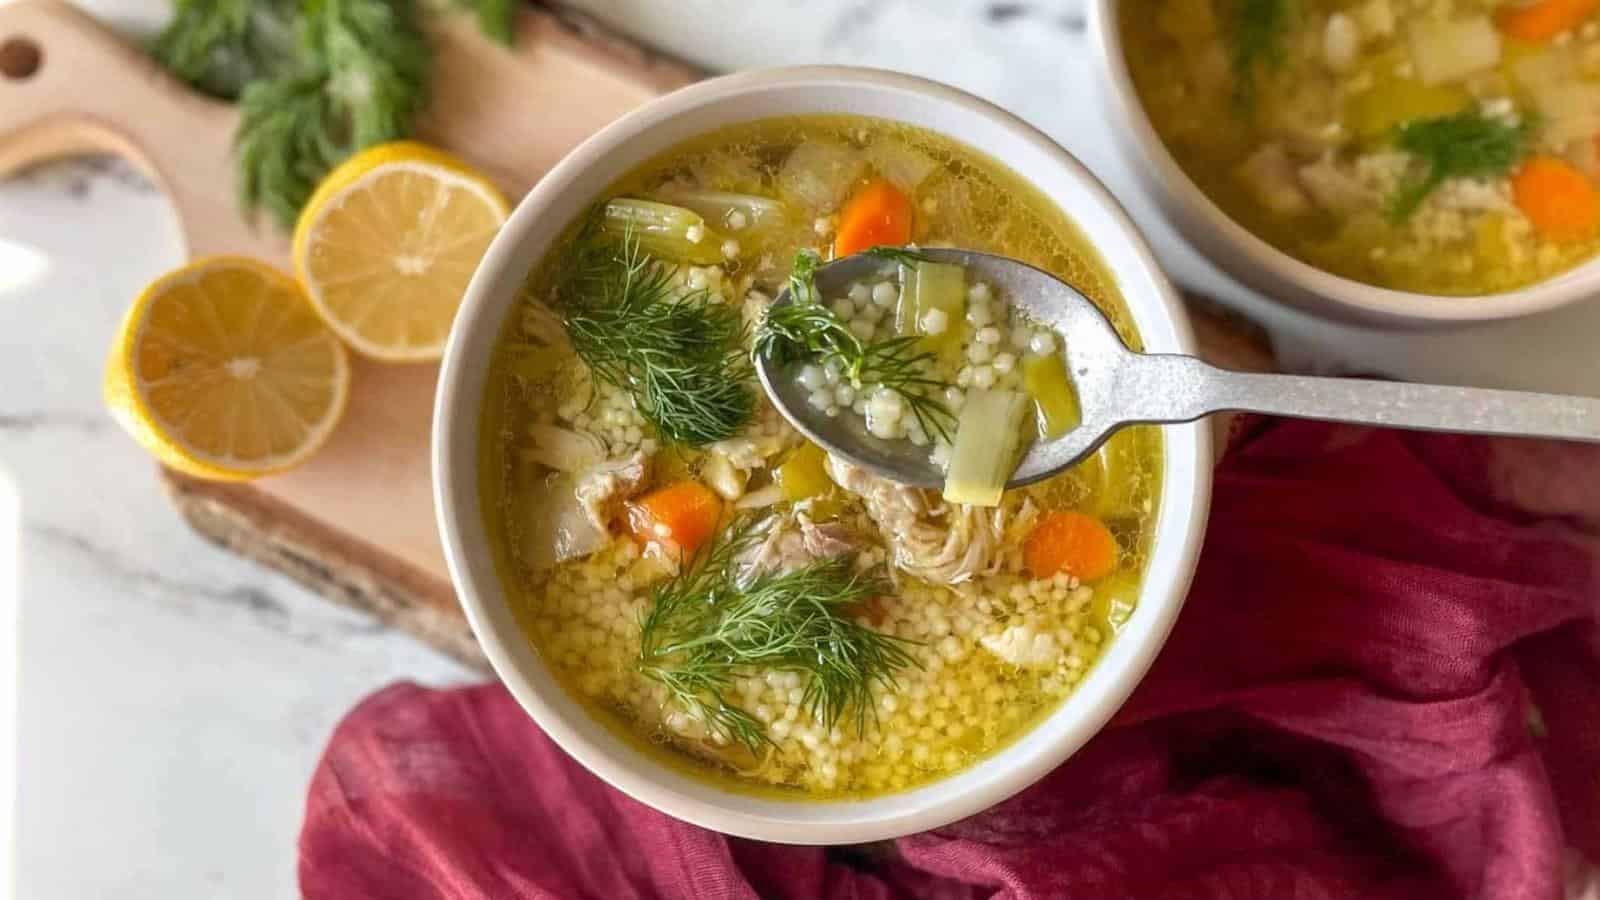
602;198;726;264
1344;78;1470;141
654;188;790;236
1022;351;1081;438
892;261;966;361
894;262;920;336
1091;571;1140;635
776;442;831;501
942;388;1029;507
915;261;966;362
1088;429;1145;519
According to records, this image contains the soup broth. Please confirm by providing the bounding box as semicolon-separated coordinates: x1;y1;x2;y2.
480;115;1163;797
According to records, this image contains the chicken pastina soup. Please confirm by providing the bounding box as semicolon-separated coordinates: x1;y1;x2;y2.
1124;0;1600;295
479;115;1162;798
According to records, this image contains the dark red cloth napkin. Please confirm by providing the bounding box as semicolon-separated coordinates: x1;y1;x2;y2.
299;420;1600;900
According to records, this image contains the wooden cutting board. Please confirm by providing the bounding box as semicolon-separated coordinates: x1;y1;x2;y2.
0;0;1273;668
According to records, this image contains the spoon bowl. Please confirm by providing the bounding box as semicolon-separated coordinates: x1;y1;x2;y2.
756;248;1135;490
757;249;1600;492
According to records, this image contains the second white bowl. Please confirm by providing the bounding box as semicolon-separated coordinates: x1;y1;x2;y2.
1088;0;1600;328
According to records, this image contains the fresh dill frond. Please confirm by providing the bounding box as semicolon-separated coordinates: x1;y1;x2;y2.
858;336;960;445
224;0;431;228
1386;111;1529;222
756;251;957;443
234;70;347;229
864;246;933;267
638;518;920;751
150;0;299;100
1229;0;1295;110
452;0;517;45
552;223;756;447
151;0;509;228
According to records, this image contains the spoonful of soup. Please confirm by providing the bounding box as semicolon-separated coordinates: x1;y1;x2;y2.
754;248;1600;505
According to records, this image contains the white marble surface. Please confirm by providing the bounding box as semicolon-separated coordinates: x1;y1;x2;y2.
2;166;474;896
4;1;1598;898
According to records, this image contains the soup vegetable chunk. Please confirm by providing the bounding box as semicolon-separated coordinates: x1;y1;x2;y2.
480;116;1162;797
1124;0;1600;294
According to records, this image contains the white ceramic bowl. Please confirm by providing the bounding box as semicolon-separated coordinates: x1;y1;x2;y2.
433;66;1213;844
1088;0;1600;328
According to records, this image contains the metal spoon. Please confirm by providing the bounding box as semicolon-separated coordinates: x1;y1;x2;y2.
755;248;1600;491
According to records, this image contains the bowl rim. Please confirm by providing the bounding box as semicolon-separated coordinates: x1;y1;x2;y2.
433;64;1214;843
1087;0;1597;325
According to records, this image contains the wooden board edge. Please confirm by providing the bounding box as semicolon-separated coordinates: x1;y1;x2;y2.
1183;294;1277;373
159;467;490;672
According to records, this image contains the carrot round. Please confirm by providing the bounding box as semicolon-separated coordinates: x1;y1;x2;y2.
626;480;722;556
832;178;913;257
1512;156;1600;242
1023;511;1119;582
1497;0;1597;43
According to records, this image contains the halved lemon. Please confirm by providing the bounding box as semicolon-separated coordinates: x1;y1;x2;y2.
292;141;510;361
104;257;350;481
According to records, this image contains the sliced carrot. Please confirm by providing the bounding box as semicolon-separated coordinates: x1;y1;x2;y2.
833;178;913;257
1512;155;1600;242
1497;0;1598;43
626;480;723;557
1023;511;1119;582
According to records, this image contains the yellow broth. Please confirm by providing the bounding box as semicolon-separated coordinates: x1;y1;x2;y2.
479;115;1163;798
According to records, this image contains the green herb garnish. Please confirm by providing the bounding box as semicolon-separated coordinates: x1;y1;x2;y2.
1229;0;1295;110
239;0;432;229
552;222;755;447
638;518;920;752
864;246;934;267
151;0;515;228
1387;111;1529;221
150;0;299;100
756;251;958;443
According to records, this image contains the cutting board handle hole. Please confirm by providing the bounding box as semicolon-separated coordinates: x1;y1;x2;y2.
0;37;42;81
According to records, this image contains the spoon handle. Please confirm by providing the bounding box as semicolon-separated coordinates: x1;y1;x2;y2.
1122;356;1600;443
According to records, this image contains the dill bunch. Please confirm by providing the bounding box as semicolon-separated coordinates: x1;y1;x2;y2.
638;518;920;752
151;0;516;229
552;223;756;447
755;251;957;444
1229;0;1295;110
1387;111;1529;222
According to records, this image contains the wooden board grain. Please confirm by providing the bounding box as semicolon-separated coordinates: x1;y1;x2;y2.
0;0;1272;668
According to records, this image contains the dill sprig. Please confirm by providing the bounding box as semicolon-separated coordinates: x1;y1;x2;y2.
149;0;299;100
151;0;513;229
864;246;934;267
1386;111;1529;222
552;222;755;447
1229;0;1295;110
755;251;958;444
638;518;920;752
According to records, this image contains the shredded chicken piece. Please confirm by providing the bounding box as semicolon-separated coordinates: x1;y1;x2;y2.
708;434;787;471
738;508;859;576
825;455;1015;585
1235;144;1312;218
981;623;1060;669
524;424;605;473
573;452;651;531
520;300;566;346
